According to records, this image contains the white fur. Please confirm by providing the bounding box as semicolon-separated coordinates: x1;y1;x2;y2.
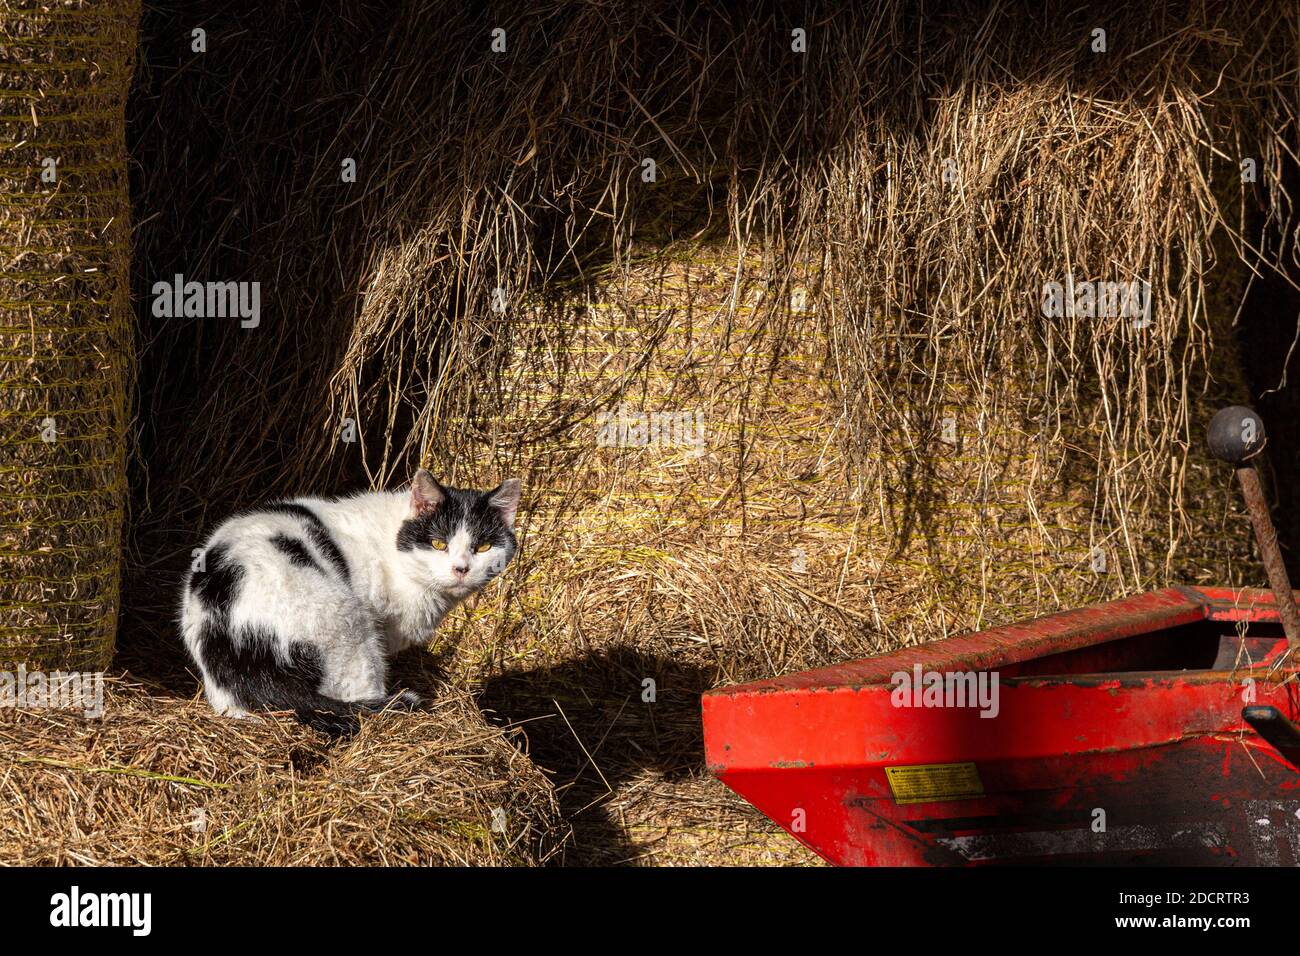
179;484;517;716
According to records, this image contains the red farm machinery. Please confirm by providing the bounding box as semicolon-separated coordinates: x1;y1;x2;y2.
703;405;1300;865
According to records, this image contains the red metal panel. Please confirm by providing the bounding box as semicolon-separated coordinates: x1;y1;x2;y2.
710;587;1209;696
703;586;1300;866
1194;584;1300;622
706;672;1291;771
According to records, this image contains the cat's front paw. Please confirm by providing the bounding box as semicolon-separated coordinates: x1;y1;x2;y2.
213;703;263;723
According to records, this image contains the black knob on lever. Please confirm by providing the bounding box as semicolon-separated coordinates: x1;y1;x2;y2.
1208;405;1266;464
1208;406;1300;648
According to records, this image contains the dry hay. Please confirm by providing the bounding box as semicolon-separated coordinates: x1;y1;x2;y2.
0;0;139;670
0;676;565;865
444;238;1248;864
122;2;1300;864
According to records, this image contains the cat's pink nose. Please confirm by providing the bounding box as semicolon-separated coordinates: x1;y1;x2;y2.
452;562;470;576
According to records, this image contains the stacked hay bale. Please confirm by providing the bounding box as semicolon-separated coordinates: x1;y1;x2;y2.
0;679;566;865
124;2;1297;864
419;28;1274;861
433;234;1251;864
0;0;139;670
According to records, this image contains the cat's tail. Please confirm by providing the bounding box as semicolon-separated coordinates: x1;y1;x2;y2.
290;689;422;737
242;681;421;738
291;688;421;720
234;673;422;729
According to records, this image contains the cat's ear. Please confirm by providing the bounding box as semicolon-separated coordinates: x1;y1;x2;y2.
410;469;445;517
488;478;522;529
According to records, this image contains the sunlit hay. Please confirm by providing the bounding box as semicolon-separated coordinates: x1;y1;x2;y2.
128;2;1298;864
435;239;1247;863
0;678;565;865
0;0;139;669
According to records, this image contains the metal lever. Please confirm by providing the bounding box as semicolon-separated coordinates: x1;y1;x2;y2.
1243;705;1300;771
1208;405;1300;648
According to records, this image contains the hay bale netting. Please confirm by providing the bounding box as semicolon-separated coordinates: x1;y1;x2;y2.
0;1;139;670
0;679;566;865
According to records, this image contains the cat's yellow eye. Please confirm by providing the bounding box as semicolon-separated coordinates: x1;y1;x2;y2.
431;539;448;551
475;542;492;553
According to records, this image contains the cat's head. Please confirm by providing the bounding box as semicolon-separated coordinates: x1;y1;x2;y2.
396;471;521;598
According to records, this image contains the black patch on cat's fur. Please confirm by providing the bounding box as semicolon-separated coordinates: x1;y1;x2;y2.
193;618;415;733
396;484;517;554
269;533;323;573
260;502;351;583
189;544;243;618
195;621;328;710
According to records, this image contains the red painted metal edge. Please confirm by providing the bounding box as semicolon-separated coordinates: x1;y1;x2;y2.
702;586;1300;865
1192;584;1300;622
706;587;1213;697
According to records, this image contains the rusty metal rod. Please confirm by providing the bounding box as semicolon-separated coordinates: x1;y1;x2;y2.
1235;462;1300;648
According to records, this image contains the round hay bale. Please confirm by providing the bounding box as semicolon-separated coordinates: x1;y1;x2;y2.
0;1;139;670
438;240;1250;669
431;234;1251;864
0;679;566;865
118;0;1296;867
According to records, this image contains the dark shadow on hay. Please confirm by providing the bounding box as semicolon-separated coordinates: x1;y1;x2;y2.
1238;152;1300;577
124;0;701;640
114;594;201;696
474;648;710;866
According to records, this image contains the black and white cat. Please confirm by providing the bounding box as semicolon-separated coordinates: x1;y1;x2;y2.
179;471;520;718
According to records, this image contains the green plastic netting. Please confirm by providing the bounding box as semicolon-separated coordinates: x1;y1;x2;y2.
0;0;138;670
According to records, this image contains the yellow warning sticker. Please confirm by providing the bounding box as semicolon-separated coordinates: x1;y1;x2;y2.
885;763;984;805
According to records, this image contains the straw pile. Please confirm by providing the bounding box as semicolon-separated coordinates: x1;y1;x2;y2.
123;2;1299;864
0;676;565;865
0;0;138;670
